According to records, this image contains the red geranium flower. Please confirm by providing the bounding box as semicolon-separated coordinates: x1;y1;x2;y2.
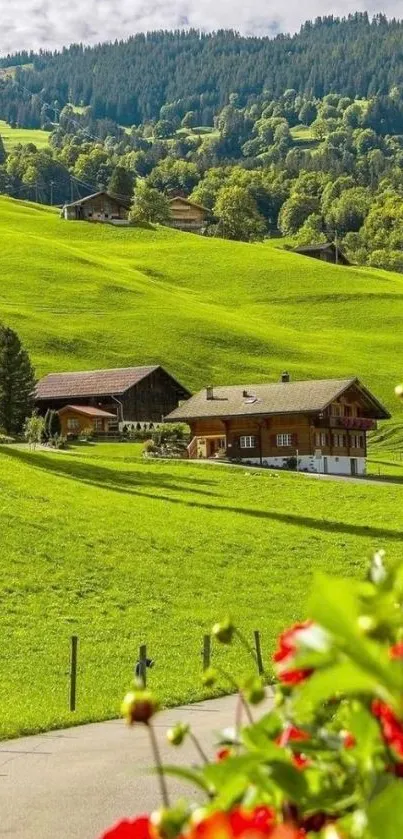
100;817;154;839
372;699;403;761
229;806;277;836
389;643;403;659
273;622;314;685
276;726;311;770
342;732;356;749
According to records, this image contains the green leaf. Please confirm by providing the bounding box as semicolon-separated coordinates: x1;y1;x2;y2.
293;661;380;720
267;760;309;802
308;574;401;695
368;780;403;839
161;765;212;795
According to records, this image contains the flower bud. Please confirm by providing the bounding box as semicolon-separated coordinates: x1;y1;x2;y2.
242;676;266;705
151;806;188;839
202;667;217;687
212;618;235;644
121;689;159;725
166;722;189;746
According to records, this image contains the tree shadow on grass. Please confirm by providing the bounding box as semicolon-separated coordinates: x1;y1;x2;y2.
3;446;403;545
1;446;217;499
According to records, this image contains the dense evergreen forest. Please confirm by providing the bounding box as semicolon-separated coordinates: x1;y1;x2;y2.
0;14;402;127
0;14;403;272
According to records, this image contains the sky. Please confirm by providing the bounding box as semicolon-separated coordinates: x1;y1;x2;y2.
0;1;400;55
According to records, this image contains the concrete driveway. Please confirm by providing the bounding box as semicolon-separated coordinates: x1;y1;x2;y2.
0;694;273;839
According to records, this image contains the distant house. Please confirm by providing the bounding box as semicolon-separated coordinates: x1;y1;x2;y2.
166;373;390;476
168;197;209;233
58;405;116;437
293;242;351;266
61;191;131;225
35;366;191;426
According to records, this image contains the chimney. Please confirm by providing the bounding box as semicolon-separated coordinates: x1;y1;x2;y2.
281;371;290;383
206;385;214;400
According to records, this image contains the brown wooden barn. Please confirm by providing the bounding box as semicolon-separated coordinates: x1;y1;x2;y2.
168;197;209;233
166;374;389;476
61;191;131;225
292;242;351;265
35;366;191;427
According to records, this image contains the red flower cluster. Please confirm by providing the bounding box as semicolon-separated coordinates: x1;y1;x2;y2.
273;622;314;686
191;808;304;839
276;725;311;770
100;816;153;839
372;700;403;762
216;747;233;762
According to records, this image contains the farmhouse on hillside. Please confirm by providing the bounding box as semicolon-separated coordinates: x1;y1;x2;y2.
35;366;191;426
61;191;131;224
292;242;351;265
166;374;390;476
58;405;116;437
168;196;209;233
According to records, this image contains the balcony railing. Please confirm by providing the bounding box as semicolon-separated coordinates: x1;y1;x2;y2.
314;416;377;431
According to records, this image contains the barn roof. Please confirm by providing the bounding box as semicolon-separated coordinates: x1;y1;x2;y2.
169;196;209;213
166;378;390;421
293;242;351;264
58;405;117;418
63;191;131;210
36;366;160;400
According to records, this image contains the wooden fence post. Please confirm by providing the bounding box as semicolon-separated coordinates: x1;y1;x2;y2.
254;630;264;676
139;643;147;687
203;634;211;671
69;635;78;711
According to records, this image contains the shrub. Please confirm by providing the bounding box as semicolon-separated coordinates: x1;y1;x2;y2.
100;551;403;839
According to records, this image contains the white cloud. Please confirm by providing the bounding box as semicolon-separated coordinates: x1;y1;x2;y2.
0;0;400;54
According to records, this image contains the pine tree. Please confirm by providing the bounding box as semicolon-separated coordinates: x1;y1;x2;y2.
108;166;134;199
0;326;36;434
0;135;6;165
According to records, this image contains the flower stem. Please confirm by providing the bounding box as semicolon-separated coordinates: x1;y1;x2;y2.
147;721;170;808
190;732;209;764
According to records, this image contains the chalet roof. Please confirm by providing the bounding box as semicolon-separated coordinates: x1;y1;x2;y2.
169;196;209;213
58;405;117;418
36;366;160;400
166;378;390;421
63;191;131;210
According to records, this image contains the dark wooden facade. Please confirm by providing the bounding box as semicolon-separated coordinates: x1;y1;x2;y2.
293;242;350;265
36;367;190;424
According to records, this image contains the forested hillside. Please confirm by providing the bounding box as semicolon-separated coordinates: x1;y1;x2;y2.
0;15;402;127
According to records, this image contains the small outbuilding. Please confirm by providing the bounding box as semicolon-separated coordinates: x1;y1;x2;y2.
58;405;117;437
61;191;131;225
293;242;351;266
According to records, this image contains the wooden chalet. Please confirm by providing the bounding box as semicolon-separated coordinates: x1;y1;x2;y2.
35;366;190;427
166;374;390;476
61;191;131;225
168;197;209;233
293;242;350;265
58;405;116;437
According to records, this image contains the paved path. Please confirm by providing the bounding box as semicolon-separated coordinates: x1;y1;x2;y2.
0;694;273;839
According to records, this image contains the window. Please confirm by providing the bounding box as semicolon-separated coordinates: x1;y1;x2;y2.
67;417;80;432
331;403;344;417
240;435;257;449
315;432;327;447
277;433;293;448
94;418;103;431
333;432;346;447
350;433;365;449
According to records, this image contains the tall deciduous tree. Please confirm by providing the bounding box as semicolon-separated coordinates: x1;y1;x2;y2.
129;181;170;224
214;185;266;242
0;326;36;434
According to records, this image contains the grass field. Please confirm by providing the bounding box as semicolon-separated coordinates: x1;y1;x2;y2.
290;125;319;147
1;441;402;739
0;196;402;429
0;120;50;150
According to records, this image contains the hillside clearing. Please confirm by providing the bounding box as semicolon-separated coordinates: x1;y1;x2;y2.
0;197;402;429
0;441;402;739
0;121;50;150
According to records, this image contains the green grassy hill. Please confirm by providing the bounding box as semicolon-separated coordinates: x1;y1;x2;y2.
1;441;403;738
0;196;401;421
